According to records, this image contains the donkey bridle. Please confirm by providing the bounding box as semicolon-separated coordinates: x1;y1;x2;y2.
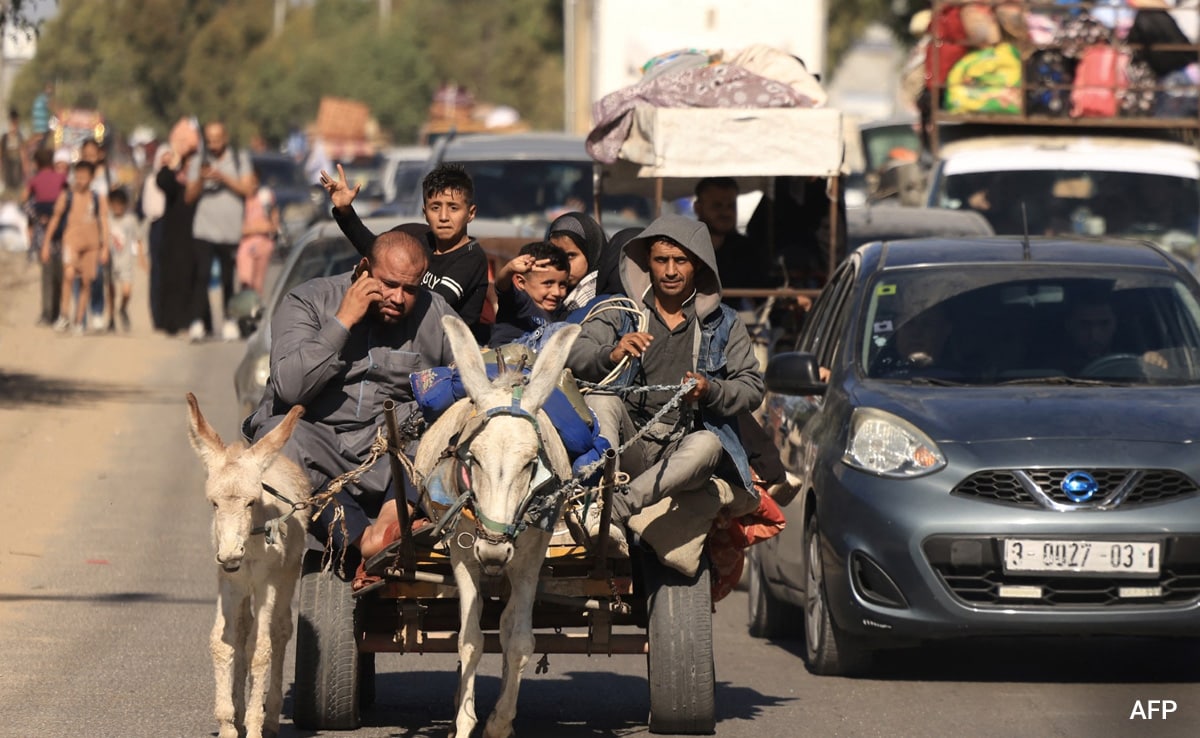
453;382;559;545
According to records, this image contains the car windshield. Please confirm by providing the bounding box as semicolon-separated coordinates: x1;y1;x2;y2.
935;170;1200;265
273;239;360;311
861;123;920;172
254;157;308;190
392;161;425;204
860;266;1200;386
450;159;652;226
336;156;384;198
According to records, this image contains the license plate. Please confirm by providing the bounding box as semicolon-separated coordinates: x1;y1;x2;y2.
1003;539;1160;575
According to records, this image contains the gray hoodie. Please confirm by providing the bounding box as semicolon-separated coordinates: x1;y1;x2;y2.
568;214;763;426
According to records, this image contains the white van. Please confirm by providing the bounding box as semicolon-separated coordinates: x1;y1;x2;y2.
926;134;1200;268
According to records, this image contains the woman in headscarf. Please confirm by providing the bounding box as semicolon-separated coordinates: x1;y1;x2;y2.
545;211;607;313
595;226;639;297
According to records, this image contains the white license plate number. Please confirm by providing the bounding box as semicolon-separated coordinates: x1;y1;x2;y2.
1003;539;1160;575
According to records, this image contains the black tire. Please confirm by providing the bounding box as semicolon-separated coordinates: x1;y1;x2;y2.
358;652;376;709
643;551;716;735
746;548;803;639
803;516;873;677
294;550;361;730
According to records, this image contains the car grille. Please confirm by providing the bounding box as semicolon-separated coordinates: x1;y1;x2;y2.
924;536;1200;608
952;469;1199;509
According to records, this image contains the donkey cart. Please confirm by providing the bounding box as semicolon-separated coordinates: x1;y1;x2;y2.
293;394;720;735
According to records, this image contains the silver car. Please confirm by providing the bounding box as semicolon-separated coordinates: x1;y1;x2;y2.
751;235;1200;675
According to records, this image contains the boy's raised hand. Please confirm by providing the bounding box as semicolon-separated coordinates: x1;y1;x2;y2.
509;254;552;275
319;163;360;210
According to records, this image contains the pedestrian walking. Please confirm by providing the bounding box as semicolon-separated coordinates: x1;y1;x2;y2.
140;147;169;330
42;161;109;336
185;121;252;342
235;163;277;299
26;147;67;324
107;188;145;332
2;108;28;197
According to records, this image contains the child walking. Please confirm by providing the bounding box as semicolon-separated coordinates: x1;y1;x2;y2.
107;188;144;332
42;161;109;335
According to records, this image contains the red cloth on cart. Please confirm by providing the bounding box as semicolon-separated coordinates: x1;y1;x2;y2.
707;481;787;603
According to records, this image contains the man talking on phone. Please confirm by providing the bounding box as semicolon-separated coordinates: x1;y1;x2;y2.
243;229;455;565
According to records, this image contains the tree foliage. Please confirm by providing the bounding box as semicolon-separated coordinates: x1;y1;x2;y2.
14;0;906;147
12;0;566;148
828;0;920;73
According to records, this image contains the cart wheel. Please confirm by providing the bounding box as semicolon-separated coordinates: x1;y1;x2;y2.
746;547;803;639
358;652;376;709
642;550;716;735
294;550;361;730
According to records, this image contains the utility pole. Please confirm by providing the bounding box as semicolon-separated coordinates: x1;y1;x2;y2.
0;0;8;119
273;0;286;38
379;0;391;25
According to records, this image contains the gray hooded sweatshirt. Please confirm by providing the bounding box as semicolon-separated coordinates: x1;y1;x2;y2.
567;214;764;432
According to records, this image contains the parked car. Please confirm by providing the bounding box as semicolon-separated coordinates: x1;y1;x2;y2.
391;132;654;246
752;235;1200;676
847;205;993;250
232;218;392;417
844;114;923;208
250;152;326;256
378;144;432;214
333;153;387;215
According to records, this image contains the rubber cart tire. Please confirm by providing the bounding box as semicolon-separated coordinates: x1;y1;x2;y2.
643;550;716;734
293;550;361;730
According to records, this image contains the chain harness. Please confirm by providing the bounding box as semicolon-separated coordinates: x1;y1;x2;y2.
280;376;699;568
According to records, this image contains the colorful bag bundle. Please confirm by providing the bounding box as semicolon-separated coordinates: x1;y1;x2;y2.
944;42;1023;114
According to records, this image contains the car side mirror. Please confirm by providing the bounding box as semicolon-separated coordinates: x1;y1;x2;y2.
765;352;827;396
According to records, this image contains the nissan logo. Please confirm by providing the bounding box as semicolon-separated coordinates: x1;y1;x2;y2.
1062;471;1099;503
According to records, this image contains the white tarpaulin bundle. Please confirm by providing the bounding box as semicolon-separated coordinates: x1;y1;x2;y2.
599;104;844;200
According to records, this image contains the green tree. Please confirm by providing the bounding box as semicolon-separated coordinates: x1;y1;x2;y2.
828;0;920;73
12;0;239;137
406;0;564;130
178;0;272;129
237;3;434;146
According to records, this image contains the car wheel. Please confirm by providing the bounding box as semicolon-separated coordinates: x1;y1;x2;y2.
747;548;803;639
803;515;873;676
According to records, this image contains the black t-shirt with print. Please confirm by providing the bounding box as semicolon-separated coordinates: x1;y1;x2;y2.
332;204;489;331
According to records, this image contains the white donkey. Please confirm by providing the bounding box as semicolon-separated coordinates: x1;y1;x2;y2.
186;393;311;738
415;315;580;738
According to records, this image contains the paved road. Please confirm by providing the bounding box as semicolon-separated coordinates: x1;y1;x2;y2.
0;254;1197;738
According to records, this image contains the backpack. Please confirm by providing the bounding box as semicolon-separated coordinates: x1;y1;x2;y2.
1070;45;1127;118
1025;50;1073;117
52;189;100;243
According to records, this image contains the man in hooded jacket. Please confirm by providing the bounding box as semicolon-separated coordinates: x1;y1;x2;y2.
567;214;764;553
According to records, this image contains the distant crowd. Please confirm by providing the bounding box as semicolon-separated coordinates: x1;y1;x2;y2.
13;100;281;342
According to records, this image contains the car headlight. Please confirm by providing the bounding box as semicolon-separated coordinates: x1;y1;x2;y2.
252;354;271;390
843;408;945;478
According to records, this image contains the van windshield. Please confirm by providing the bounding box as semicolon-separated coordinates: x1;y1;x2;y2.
935;170;1200;265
